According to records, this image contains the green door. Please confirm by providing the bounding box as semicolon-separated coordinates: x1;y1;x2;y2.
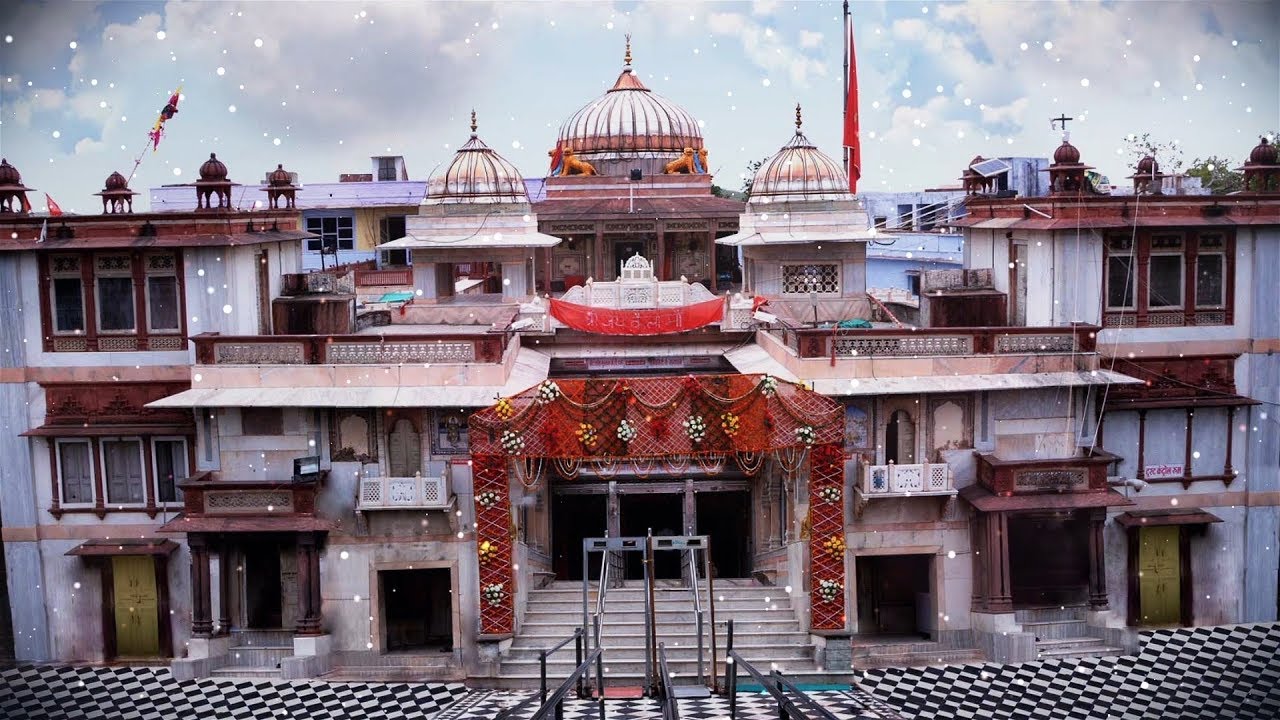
112;556;160;657
1138;526;1181;625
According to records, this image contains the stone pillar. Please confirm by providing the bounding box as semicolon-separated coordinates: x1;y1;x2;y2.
708;230;719;292
189;534;213;637
1087;509;1109;610
294;533;323;635
986;512;1013;612
217;545;233;635
593;229;605;281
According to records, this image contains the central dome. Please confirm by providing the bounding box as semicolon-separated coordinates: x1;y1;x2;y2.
749;105;853;203
557;39;702;161
426;111;528;205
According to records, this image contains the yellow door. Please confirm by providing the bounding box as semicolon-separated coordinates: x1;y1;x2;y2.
112;556;160;657
1138;526;1181;625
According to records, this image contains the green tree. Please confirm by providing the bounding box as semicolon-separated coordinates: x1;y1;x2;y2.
741;156;771;196
1185;156;1243;194
1122;132;1183;172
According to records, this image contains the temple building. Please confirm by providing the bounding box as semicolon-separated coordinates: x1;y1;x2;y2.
0;39;1277;690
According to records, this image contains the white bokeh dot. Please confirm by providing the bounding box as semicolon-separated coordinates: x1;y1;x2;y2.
222;304;233;314
254;38;263;47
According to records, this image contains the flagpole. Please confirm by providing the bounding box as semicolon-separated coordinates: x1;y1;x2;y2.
843;0;849;184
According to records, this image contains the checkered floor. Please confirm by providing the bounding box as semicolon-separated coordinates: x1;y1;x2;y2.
1;623;1276;719
0;665;467;720
858;623;1280;719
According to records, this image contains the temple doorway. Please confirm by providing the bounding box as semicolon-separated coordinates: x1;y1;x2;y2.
381;569;453;652
697;490;751;578
242;541;287;629
610;239;648;280
1008;513;1091;607
553;493;606;581
855;554;933;637
620;493;684;580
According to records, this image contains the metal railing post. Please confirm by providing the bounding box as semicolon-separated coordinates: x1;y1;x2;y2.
696;608;704;686
774;672;787;720
705;541;717;693
727;619;737;720
575;631;584;699
596;629;607;720
540;650;549;704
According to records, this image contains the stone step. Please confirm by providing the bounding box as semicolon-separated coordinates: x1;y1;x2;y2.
500;657;818;678
321;667;459;682
1021;619;1089;640
1036;644;1125;660
210;666;284;680
531;587;780;601
505;642;812;662
525;609;798;624
330;652;458;668
529;599;791;613
851;648;986;669
1036;637;1110;650
226;645;291;668
513;630;807;649
230;629;295;646
1015;607;1087;623
519;620;802;637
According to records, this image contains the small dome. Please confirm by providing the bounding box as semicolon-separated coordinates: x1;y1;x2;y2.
104;171;129;191
269;163;294;186
748;105;852;203
426;112;528;205
0;158;22;186
199;153;228;181
1248;136;1278;165
969;155;986;167
1136;156;1159;174
556;38;702;160
1053;140;1081;164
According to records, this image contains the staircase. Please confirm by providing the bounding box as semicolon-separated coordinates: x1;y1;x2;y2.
1017;607;1125;660
210;630;293;679
499;579;820;688
851;639;985;670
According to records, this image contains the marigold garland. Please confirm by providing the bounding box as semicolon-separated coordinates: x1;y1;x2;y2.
720;412;741;437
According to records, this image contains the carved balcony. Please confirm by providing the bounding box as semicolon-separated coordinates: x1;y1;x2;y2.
357;470;452;512
780;324;1099;359
853;462;956;517
192;331;507;365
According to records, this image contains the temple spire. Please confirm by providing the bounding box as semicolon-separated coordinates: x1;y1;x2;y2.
795;103;803;133
624;33;632;68
470;109;478;137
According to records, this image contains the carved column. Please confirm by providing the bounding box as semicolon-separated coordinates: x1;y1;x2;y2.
987;512;1013;612
708;230;719;292
1182;408;1195;489
593;228;605;282
189;534;213;637
1135;410;1148;480
294;532;322;635
655;230;667;281
1224;406;1237;481
217;545;233;635
1087;509;1109;610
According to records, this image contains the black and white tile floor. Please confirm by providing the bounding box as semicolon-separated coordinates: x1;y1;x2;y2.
1;623;1276;719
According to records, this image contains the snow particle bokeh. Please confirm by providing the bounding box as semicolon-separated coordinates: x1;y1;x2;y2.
901;88;912;99
156;31;166;40
216;66;225;76
228;105;236;113
68;40;77;49
254;38;263;47
173;168;182;176
4;35;13;44
1080;78;1090;87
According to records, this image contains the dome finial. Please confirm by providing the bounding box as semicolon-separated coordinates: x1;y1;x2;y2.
470;109;478;136
795;103;803;133
624;33;632;68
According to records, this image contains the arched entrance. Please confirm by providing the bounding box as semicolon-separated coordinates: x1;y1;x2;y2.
468;373;847;635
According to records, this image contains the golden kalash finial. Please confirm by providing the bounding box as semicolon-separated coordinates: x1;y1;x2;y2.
470;109;478;135
795;103;803;133
624;33;632;67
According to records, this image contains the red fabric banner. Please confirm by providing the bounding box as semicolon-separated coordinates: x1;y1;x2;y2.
549;296;724;336
843;4;860;194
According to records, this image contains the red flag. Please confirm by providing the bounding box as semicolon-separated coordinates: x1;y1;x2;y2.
842;1;860;194
46;193;63;217
548;140;564;176
19;193;32;214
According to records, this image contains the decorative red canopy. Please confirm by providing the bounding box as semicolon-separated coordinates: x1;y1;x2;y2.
548;296;724;336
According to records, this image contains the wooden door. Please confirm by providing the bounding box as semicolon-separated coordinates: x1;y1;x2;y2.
387;419;421;477
112;556;160;657
1138;526;1181;625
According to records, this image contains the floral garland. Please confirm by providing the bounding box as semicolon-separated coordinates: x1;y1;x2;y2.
495;397;515;421
683;415;707;444
719;412;741;437
794;425;817;446
818;486;842;504
822;534;846;560
616;419;637;443
535;380;561;405
816;579;843;603
476;490;502;510
575;422;599;450
500;429;525;455
478;540;498;564
482;582;507;606
759;374;779;396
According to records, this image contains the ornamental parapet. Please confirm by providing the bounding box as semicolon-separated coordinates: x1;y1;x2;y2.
193;331;508;365
778;324;1099;359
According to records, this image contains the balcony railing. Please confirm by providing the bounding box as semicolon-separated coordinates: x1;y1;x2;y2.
192;331;507;365
778;324;1099;359
854;462;955;517
357;473;450;511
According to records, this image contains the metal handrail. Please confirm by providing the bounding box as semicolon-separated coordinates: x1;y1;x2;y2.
537;627;585;703
685;548;705;687
658;643;680;720
724;619;841;720
496;644;606;720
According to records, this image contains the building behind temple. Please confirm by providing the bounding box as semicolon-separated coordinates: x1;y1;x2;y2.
0;39;1277;689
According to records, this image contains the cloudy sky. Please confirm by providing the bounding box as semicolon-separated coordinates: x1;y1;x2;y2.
1;0;1276;213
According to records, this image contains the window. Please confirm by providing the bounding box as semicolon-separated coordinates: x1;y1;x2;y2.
153;438;188;503
781;263;840;295
56;439;94;504
1148;235;1183;309
306;215;355;252
379;215;409;266
241;408;283;436
907;273;921;296
1196;235;1226;308
145;254;180;332
95;255;135;332
50;255;85;333
1105;236;1135;310
377;157;398;182
102;439;145;505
